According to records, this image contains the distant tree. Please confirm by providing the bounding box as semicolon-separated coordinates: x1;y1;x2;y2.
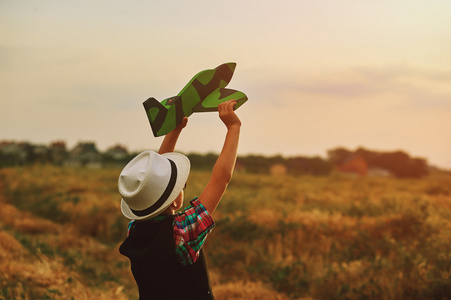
70;142;102;167
0;141;27;167
355;147;380;165
267;155;286;166
327;147;353;165
237;154;272;174
19;143;50;164
103;144;130;167
49;141;68;165
409;158;429;178
328;147;429;178
286;156;332;176
186;153;218;171
372;151;428;178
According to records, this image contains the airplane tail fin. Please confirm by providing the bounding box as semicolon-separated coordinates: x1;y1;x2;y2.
143;97;169;137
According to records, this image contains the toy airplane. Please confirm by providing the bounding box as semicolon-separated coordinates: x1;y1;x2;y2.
143;62;248;137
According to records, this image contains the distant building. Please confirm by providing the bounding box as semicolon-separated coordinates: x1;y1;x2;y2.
0;141;27;166
31;144;50;164
49;141;68;165
338;155;368;176
68;142;102;168
368;167;392;177
105;145;128;160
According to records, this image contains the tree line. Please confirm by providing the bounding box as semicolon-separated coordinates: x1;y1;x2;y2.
0;140;429;178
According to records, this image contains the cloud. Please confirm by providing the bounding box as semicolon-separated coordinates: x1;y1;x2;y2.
233;64;451;166
267;64;451;111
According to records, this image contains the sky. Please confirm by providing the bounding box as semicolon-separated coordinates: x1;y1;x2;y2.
1;0;451;169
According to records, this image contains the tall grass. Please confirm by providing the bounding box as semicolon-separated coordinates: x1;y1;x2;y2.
209;171;451;299
0;165;450;299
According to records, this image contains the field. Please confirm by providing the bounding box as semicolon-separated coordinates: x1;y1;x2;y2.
0;165;450;299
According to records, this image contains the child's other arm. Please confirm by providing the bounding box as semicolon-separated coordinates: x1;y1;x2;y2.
199;100;241;214
158;117;188;154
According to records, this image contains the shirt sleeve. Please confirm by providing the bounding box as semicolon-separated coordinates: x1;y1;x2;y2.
173;198;215;265
127;220;136;237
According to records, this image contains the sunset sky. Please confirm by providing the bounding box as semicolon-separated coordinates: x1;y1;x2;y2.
2;0;451;168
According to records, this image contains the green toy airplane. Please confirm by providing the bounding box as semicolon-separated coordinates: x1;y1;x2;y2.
143;62;248;137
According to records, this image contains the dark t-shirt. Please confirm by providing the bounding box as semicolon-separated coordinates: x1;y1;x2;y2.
119;199;215;300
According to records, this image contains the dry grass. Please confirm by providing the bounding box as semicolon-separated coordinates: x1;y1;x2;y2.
213;280;291;300
1;165;450;299
208;171;451;299
0;166;135;300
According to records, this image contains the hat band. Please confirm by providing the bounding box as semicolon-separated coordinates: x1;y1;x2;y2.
130;159;177;217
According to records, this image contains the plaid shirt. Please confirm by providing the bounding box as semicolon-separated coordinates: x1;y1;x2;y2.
127;198;215;265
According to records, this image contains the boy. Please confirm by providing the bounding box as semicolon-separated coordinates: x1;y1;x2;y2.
119;100;241;299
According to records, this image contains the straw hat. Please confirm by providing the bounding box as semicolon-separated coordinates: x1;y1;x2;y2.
119;151;190;220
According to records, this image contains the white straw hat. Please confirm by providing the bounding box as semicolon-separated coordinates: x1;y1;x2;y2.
119;151;190;220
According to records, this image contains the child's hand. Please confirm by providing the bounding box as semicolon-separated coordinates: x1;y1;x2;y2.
219;100;241;129
175;117;188;132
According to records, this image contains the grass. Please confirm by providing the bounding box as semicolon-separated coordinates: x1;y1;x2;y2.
0;165;450;299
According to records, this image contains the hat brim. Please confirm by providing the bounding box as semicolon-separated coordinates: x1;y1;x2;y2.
121;152;190;220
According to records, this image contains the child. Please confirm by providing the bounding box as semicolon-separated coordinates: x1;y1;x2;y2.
119;100;241;299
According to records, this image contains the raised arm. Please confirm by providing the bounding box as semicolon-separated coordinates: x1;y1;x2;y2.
158;117;188;154
198;100;241;214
